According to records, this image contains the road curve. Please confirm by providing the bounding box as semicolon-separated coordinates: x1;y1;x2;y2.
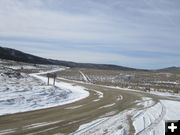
0;77;161;135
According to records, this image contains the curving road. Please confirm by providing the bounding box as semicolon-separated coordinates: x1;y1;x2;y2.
0;73;178;135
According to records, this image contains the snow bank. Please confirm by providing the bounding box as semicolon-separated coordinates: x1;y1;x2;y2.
132;102;164;135
73;109;133;135
148;100;180;135
0;76;71;115
0;67;89;116
150;91;180;98
72;118;108;135
161;100;180;120
132;100;180;135
31;73;89;106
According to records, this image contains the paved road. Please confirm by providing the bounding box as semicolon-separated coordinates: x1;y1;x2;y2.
0;78;169;135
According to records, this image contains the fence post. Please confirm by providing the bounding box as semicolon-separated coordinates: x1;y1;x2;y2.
53;76;55;86
48;76;49;85
53;73;57;86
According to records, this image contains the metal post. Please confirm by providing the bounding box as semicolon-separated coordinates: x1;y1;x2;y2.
48;77;49;85
53;76;55;86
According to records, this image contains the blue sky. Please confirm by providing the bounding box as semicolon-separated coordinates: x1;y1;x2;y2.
0;0;180;69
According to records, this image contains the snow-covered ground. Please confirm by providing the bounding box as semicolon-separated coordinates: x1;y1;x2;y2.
73;109;133;135
3;64;60;71
0;66;89;116
54;77;180;99
105;85;180;99
73;97;180;135
144;100;180;135
31;72;89;107
1;61;180;135
161;100;180;120
132;102;165;135
73;97;156;135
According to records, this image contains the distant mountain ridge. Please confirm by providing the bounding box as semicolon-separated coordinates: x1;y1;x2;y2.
1;46;179;71
0;46;140;71
159;66;180;71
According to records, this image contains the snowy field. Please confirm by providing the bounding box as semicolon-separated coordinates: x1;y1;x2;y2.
0;66;89;116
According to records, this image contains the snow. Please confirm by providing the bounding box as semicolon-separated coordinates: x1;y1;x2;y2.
132;102;164;135
161;100;180;120
116;95;123;101
136;97;155;108
155;81;180;85
99;103;116;109
4;65;61;71
0;76;71;115
23;120;63;130
79;71;89;82
34;67;67;75
31;73;89;106
132;99;180;135
83;96;179;135
54;76;180;135
5;65;37;70
1;62;180;135
0;67;89;116
93;99;100;102
0;129;16;135
65;105;84;110
105;85;180;98
91;89;103;99
26;127;59;135
100;111;118;117
73;118;108;135
148;100;180;135
58;76;179;135
73;109;133;135
149;90;180;98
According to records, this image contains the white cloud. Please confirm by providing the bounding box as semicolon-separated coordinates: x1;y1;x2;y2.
0;0;180;68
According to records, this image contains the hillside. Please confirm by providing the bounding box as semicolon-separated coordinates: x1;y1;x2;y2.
0;46;139;71
159;66;180;72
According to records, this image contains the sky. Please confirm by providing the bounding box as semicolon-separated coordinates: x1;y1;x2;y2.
0;0;180;69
